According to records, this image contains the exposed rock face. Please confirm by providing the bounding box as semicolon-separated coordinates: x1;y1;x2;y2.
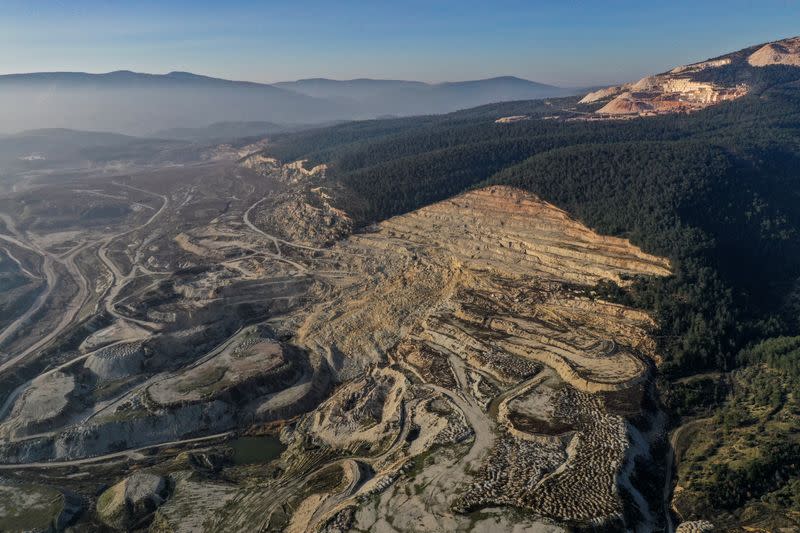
579;86;625;104
96;472;168;530
0;371;75;439
242;156;353;246
748;36;800;67
239;153;280;175
240;154;326;185
378;186;670;283
306;368;407;452
670;58;732;74
495;115;530;123
583;36;799;117
258;191;352;246
594;77;746;116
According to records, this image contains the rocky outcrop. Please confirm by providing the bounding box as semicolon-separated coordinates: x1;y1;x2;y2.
748;36;800;67
241;156;353;246
495;115;530;123
306;368;407;452
238;154;281;175
583;36;800;117
96;472;168;530
240;155;326;185
579;86;625;104
84;341;145;380
257;191;352;246
0;371;76;439
670;58;732;74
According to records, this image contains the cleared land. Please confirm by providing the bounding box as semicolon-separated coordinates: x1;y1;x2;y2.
0;145;673;532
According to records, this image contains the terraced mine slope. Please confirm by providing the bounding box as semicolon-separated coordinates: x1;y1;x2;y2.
0;150;675;531
280;186;671;531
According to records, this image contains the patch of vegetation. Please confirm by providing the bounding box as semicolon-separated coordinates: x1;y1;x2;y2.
663;375;728;420
507;411;575;436
0;484;65;532
739;335;800;377
176;366;227;394
405;447;438;479
673;365;800;528
97;407;149;424
304;463;344;494
93;376;141;402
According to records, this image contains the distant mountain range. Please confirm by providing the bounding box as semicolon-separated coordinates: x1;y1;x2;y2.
273;76;577;117
0;71;580;135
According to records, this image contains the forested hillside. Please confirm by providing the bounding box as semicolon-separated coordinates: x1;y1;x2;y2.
260;80;800;525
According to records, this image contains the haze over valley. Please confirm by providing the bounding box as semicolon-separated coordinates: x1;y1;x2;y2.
0;72;578;136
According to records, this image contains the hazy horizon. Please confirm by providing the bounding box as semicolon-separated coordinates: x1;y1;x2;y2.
0;70;577;88
2;0;799;87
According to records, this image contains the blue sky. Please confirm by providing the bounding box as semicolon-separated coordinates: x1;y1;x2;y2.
1;0;799;86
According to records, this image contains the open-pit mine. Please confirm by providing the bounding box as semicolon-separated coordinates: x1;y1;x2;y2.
576;36;800;118
0;144;674;531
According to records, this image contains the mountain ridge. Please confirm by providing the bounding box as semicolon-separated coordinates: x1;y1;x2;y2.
274;75;577;117
0;70;577;135
580;35;800;116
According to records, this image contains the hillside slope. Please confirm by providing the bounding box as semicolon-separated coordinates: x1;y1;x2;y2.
253;39;800;529
580;35;800;116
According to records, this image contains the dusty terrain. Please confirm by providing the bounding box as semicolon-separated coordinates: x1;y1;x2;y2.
0;144;686;531
748;36;800;67
578;35;799;118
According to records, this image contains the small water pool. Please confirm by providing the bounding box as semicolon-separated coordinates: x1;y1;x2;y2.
229;435;285;465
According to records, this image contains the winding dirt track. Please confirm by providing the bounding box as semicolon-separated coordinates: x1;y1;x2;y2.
97;182;169;329
242;197;311;272
0;431;232;470
0;214;55;351
303;352;496;532
0;245;40;279
0;182;167;378
663;417;709;532
0;227;90;376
